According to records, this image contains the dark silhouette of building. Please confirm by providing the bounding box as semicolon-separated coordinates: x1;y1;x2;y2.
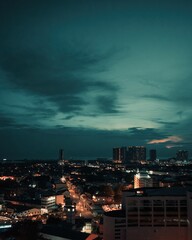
113;146;146;163
59;149;64;161
176;150;188;161
113;147;127;163
150;149;157;161
127;146;146;163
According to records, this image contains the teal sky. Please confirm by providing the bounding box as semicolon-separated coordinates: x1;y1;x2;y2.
0;0;192;159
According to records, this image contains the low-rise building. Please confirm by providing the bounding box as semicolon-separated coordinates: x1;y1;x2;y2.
41;195;56;211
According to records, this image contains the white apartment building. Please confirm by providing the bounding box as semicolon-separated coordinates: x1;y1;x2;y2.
103;186;192;240
41;195;56;211
134;171;153;189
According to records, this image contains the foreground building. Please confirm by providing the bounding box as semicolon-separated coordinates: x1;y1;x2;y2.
103;186;192;240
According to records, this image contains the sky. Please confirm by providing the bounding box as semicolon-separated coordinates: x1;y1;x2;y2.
0;0;192;160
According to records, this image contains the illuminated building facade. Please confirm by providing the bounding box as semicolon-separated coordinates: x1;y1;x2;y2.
41;195;56;211
134;171;153;189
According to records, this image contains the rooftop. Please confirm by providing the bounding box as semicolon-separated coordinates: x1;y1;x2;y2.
104;210;125;218
41;225;89;240
123;186;192;197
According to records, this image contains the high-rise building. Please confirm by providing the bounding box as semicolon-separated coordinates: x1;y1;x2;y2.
113;147;127;163
149;149;156;161
113;147;120;162
127;146;146;163
176;150;188;161
59;149;64;161
113;146;146;164
134;171;153;188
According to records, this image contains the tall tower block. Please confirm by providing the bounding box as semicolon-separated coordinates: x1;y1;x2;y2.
59;149;64;161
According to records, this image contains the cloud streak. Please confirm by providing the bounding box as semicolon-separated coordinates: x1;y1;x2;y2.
148;136;183;144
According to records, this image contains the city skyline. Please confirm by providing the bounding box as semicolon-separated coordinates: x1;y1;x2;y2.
0;0;192;159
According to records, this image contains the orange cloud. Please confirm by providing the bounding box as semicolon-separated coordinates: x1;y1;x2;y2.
148;136;182;144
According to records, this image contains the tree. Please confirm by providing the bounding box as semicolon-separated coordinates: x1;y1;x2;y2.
100;185;114;197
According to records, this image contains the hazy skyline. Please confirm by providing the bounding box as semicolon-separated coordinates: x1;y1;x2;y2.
0;0;192;160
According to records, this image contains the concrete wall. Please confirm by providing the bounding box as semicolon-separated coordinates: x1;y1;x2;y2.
103;215;126;240
103;215;115;240
56;194;64;205
187;191;192;240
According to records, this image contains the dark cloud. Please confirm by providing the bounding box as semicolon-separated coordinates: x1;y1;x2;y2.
7;103;57;119
62;115;75;120
96;95;118;113
0;115;16;128
126;127;166;142
0;114;30;129
154;119;179;126
0;45;119;115
172;76;192;105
